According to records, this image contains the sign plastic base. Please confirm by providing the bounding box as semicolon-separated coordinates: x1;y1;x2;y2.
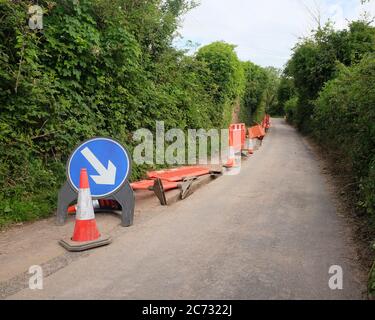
59;234;112;252
56;181;135;227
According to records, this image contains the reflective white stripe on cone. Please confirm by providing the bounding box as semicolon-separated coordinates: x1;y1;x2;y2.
76;188;95;221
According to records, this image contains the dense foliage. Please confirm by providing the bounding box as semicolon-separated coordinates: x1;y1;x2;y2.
282;20;375;220
314;56;375;216
196;42;245;127
240;62;279;124
282;17;375;296
285;21;375;131
261;67;280;118
0;1;275;227
276;76;295;117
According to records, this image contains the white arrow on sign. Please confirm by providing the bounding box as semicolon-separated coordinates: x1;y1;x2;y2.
81;147;117;185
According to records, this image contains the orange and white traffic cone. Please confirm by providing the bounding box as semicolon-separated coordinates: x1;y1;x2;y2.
59;168;112;252
224;145;236;168
72;168;100;241
245;137;254;155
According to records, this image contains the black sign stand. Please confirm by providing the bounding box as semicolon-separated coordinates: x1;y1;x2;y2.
56;180;135;227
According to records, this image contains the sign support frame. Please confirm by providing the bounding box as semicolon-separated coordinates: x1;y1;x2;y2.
56;180;134;227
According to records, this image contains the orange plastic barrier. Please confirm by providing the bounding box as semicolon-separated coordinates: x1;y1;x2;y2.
68;199;120;214
225;123;247;168
262;114;271;129
147;166;210;182
130;180;154;190
68;177;182;214
266;115;271;129
229;123;246;150
131;180;178;191
248;125;266;139
98;199;121;210
68;178;180;214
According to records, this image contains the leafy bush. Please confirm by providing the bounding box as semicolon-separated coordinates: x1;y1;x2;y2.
283;17;375;296
0;1;206;227
314;54;375;217
240;62;267;123
196;41;245;127
275;76;295;117
284;97;299;124
285;21;375;131
282;19;375;219
240;63;279;124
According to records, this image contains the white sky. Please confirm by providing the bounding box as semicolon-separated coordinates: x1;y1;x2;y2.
176;0;375;68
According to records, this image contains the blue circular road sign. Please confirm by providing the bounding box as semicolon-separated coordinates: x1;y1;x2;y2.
67;138;131;198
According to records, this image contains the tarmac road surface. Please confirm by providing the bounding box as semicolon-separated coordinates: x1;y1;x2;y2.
8;119;365;299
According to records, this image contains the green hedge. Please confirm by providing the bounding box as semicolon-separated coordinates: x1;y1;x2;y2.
314;55;375;217
283;19;375;297
284;21;375;218
0;1;274;227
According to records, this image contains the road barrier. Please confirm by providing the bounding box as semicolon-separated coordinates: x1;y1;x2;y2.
59;168;112;252
225;124;245;168
147;166;211;182
131;180;178;191
66;177;181;213
226;117;271;165
59;117;272;246
262;114;271;131
249;125;266;140
130;166;222;205
66;119;272;212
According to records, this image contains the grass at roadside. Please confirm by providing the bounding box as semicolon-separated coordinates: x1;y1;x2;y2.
0;190;57;229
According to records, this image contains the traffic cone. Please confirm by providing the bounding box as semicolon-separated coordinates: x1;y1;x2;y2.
246;137;254;155
72;168;100;241
224;146;236;168
59;168;112;252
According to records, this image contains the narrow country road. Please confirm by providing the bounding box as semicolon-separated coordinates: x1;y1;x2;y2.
9;119;365;299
